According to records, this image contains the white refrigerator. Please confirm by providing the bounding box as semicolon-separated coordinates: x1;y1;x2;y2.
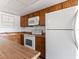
46;6;78;59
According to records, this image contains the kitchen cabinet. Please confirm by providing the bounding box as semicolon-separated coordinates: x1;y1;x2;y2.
39;10;45;26
28;11;39;18
62;0;78;9
46;3;62;13
8;35;21;44
34;11;40;16
28;13;34;18
20;16;28;27
35;35;45;59
20;11;45;27
20;12;40;27
0;33;24;45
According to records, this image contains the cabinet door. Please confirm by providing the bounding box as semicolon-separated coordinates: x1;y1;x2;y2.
46;30;76;59
35;37;45;59
39;10;45;26
20;16;28;27
8;35;22;44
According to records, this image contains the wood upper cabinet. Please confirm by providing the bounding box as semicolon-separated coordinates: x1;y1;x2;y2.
20;16;28;27
35;36;45;59
28;13;34;18
20;0;77;27
39;10;45;26
62;0;78;9
34;12;40;16
46;3;62;13
20;12;40;27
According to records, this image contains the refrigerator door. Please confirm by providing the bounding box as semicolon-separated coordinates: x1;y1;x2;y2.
46;6;77;29
75;30;79;59
46;30;77;59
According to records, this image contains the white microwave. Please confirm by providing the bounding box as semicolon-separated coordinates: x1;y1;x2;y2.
28;16;39;26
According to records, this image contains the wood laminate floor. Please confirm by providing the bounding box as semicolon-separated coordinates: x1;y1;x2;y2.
0;39;40;59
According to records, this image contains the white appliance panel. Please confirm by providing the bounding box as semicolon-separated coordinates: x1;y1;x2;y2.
46;30;77;59
46;6;77;29
28;16;39;26
75;30;79;59
24;34;35;50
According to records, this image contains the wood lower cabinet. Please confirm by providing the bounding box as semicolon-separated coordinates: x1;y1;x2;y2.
0;33;24;45
8;35;22;44
35;36;45;59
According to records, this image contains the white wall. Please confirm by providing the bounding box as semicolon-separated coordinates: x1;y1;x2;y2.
0;11;21;32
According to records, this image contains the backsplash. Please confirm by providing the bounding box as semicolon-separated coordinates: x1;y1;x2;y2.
21;26;45;33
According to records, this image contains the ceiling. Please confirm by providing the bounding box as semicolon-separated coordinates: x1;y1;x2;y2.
0;0;67;16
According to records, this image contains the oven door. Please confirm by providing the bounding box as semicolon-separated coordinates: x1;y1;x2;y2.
24;35;35;50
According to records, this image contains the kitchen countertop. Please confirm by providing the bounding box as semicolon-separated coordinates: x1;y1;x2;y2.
0;32;24;35
0;32;45;35
0;32;45;39
0;39;40;59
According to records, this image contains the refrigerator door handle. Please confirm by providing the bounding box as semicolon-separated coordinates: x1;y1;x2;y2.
72;10;78;50
73;30;78;50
